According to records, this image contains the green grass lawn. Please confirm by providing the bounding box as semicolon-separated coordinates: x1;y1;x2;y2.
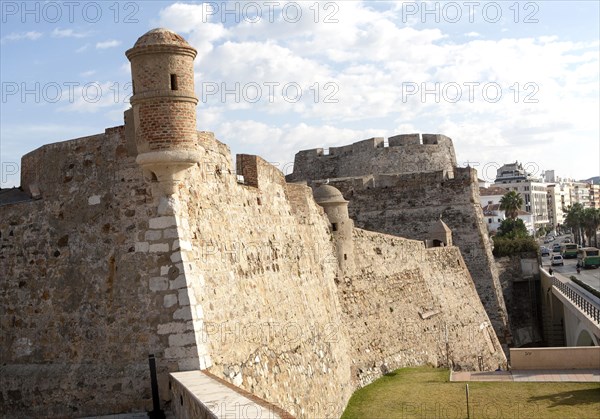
341;367;600;419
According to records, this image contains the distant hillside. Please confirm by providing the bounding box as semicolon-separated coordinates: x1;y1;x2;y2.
582;176;600;184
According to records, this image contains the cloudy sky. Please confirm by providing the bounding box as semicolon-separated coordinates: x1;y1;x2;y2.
1;1;598;187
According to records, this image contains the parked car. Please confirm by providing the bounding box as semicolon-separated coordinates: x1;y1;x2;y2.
552;243;562;253
563;238;572;243
540;247;550;257
551;254;564;266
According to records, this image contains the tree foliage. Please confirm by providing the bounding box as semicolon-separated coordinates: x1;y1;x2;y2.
492;236;538;257
499;191;524;220
582;207;600;247
564;203;600;247
492;218;536;256
496;218;529;239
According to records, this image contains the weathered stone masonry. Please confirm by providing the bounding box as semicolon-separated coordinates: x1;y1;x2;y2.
287;137;511;346
0;28;506;418
1;128;174;416
287;134;457;182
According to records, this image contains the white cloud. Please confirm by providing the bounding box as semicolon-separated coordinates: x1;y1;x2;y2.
80;70;96;77
157;3;229;60
52;28;89;38
149;1;599;180
96;40;121;49
1;31;42;43
120;62;131;75
215;120;388;173
3;1;597;186
56;81;131;114
76;43;90;53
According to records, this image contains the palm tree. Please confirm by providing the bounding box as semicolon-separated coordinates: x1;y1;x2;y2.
499;191;524;220
582;207;600;247
564;203;584;245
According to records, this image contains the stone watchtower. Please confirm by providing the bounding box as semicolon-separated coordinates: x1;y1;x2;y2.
429;218;453;247
313;185;354;276
126;28;202;194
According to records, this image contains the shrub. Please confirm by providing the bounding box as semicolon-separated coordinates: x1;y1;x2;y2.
492;236;538;257
496;218;529;239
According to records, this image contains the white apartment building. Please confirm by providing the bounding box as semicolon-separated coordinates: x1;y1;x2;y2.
546;184;570;229
492;162;549;230
589;183;600;209
543;171;599;227
571;181;591;207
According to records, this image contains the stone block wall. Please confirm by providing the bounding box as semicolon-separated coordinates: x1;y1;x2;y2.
237;154;259;188
236;154;286;191
316;169;510;346
1;128;508;418
286;134;457;182
496;255;543;347
342;229;506;386
174;135;354;419
0;128;171;417
20;131;107;196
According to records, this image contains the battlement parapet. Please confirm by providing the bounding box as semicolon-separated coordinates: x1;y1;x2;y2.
236;154;285;190
388;134;420;146
197;130;231;159
298;133;453;156
287;133;457;182
20;130;121;197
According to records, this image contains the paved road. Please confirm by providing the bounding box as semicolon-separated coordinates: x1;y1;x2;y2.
540;235;600;293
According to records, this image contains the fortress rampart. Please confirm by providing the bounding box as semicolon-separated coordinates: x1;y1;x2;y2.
342;229;504;387
288;136;510;347
305;168;509;345
286;134;457;182
0;126;505;418
1;28;506;418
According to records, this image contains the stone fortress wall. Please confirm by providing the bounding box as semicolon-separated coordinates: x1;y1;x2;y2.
1;128;173;417
0;126;353;418
1;28;506;418
287;134;457;182
286;136;510;346
0;126;506;418
343;229;504;387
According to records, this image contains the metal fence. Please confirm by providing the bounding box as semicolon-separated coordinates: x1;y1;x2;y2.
552;277;600;324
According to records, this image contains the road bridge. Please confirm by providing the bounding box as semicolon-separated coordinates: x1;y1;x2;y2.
540;268;600;347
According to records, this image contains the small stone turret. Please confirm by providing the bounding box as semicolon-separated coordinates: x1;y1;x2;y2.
429;218;453;247
313;185;354;276
126;28;202;194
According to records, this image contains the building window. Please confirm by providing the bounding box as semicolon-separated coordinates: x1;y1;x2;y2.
332;223;338;232
488;219;492;223
170;74;178;90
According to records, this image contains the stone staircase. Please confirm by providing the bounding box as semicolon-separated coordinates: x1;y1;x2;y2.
542;308;565;347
